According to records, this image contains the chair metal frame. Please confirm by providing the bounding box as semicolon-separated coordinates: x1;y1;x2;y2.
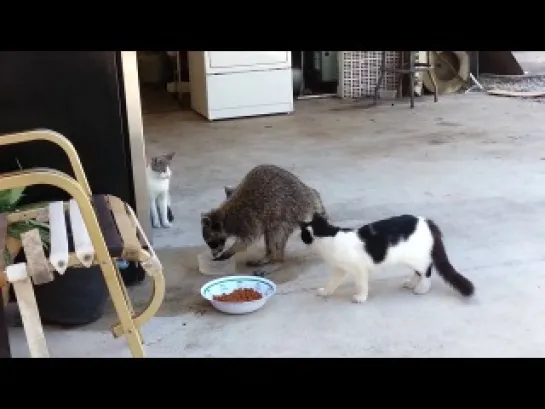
0;129;165;358
374;51;439;109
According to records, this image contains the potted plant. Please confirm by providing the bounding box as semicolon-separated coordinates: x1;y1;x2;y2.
1;187;108;326
1;187;50;263
1;187;49;306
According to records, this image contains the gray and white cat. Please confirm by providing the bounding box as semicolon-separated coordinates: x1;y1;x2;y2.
146;152;175;228
299;212;474;303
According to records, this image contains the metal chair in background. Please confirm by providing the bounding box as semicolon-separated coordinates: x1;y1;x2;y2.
374;51;439;108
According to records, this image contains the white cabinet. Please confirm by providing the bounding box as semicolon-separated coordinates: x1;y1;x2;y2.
206;51;291;72
188;51;293;121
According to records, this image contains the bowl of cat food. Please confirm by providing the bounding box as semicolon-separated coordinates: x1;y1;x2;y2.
197;251;237;276
200;275;276;315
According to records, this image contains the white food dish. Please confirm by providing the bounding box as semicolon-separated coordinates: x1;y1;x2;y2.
197;251;237;276
200;275;277;315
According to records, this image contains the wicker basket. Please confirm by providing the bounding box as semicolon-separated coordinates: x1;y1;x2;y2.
338;51;402;99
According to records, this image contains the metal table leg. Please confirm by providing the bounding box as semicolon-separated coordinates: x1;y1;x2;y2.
373;51;387;105
409;51;415;108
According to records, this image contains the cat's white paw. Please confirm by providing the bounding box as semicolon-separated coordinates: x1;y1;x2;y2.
317;287;331;297
161;221;172;228
413;278;431;295
403;277;417;290
352;293;368;303
151;220;161;228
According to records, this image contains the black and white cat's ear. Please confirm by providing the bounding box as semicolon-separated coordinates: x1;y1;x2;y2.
164;152;175;161
312;212;325;223
224;186;235;198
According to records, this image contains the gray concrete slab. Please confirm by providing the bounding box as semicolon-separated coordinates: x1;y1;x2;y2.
7;93;545;357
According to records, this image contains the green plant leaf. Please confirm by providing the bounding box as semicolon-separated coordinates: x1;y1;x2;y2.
0;188;51;267
3;248;11;266
0;190;12;206
28;220;50;230
0;187;51;265
7;221;50;247
7;187;25;206
0;187;26;212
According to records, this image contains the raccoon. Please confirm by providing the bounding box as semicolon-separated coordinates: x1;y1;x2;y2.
201;164;327;275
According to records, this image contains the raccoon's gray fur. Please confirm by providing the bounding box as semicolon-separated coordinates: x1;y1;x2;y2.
201;164;327;274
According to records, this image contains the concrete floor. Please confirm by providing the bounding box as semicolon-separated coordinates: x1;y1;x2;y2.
7;91;545;357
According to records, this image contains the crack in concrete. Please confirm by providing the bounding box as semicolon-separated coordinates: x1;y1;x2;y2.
276;287;318;296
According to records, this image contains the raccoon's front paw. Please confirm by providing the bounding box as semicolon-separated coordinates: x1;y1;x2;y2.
317;287;332;297
246;257;270;267
252;264;281;277
253;269;266;277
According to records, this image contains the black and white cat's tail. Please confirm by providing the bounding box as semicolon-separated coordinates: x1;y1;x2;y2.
427;219;475;297
167;206;174;222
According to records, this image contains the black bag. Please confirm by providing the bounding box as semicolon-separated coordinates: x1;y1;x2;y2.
8;263;108;327
33;265;108;326
8;243;145;327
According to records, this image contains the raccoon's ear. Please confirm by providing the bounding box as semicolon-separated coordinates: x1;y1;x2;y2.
224;186;235;198
201;213;212;228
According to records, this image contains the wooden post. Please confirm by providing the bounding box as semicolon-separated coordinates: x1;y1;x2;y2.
0;292;11;358
7;263;49;358
0;213;11;358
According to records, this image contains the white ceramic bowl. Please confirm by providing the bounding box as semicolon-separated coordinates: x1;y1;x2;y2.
197;251;237;276
200;275;277;315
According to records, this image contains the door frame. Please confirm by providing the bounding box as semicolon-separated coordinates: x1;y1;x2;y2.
119;51;152;240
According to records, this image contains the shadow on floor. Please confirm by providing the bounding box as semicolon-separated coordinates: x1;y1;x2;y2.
63;243;319;332
140;84;191;115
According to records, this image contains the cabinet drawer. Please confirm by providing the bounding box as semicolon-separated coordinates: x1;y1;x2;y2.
207;69;292;110
208;51;289;70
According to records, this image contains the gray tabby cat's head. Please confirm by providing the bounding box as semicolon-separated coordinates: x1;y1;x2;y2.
150;152;175;179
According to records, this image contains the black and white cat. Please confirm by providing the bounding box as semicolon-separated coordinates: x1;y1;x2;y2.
146;152;175;228
299;212;474;303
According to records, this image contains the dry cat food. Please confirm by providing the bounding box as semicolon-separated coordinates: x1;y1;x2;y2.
213;288;263;302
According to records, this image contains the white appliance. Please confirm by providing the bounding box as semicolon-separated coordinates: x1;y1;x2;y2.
188;51;294;121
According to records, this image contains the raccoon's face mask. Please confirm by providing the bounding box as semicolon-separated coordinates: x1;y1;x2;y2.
201;213;228;257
